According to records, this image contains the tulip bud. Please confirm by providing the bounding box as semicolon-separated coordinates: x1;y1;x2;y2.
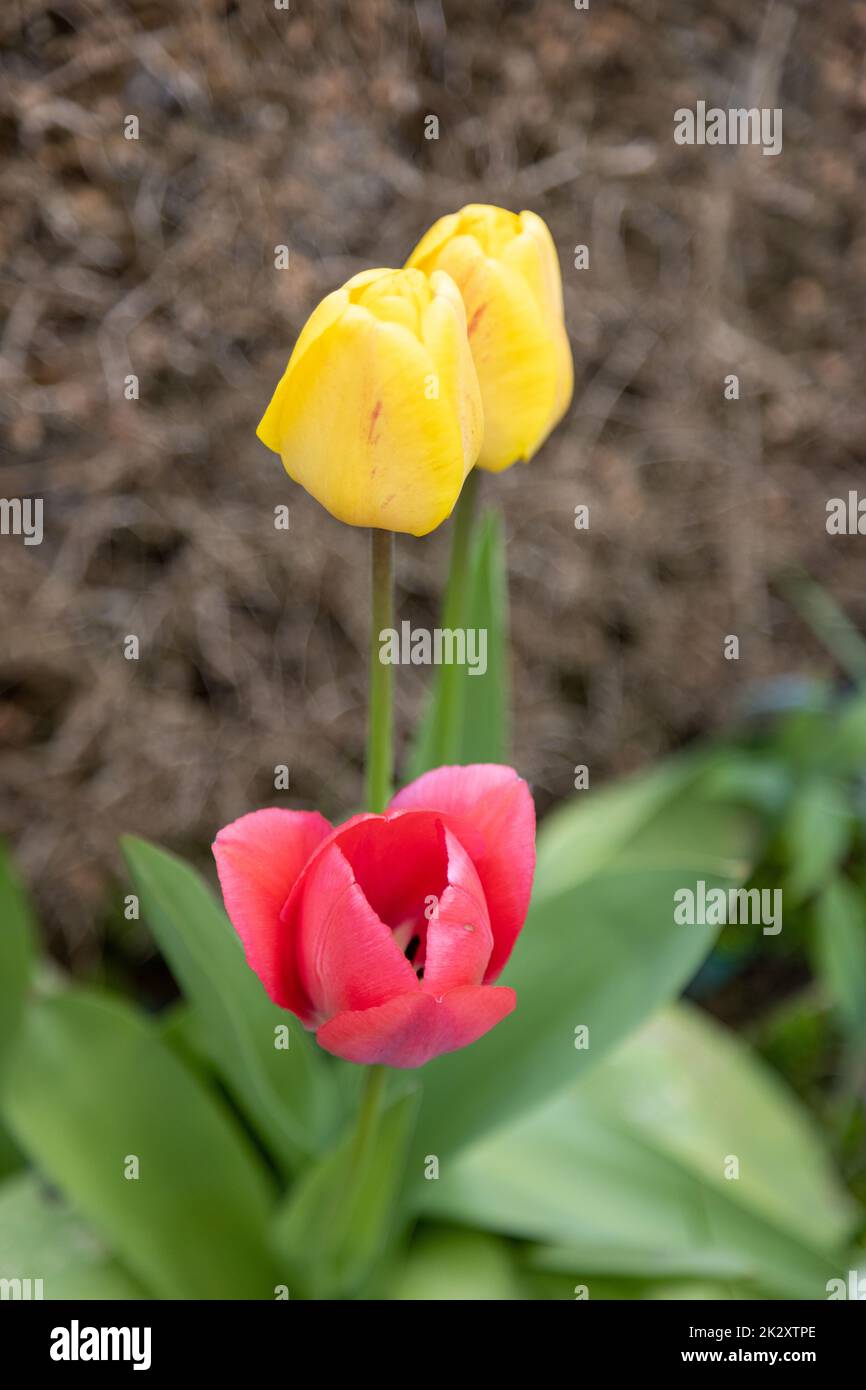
407;204;573;472
257;267;483;537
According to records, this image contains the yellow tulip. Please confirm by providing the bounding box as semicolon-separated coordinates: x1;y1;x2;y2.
257;267;483;537
407;204;573;472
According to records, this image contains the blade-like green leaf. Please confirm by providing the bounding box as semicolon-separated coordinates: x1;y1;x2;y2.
781;779;852;904
158;1001;214;1076
456;510;509;764
271;1084;419;1299
407;508;509;775
122;836;338;1173
419;1004;856;1300
411;762;756;1159
814;877;866;1036
830;693;866;767
0;843;36;1075
0;1173;147;1300
0;1121;23;1182
1;991;279;1299
522;1262;750;1301
532;755;712;897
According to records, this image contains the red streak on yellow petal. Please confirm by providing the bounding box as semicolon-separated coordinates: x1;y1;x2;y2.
468;304;487;337
367;399;383;443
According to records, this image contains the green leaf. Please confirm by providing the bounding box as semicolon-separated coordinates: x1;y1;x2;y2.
122;837;338;1173
0;1121;23;1182
1;991;279;1299
779;571;866;688
532;756;711;896
699;752;793;820
521;1252;754;1300
158;1001;214;1076
271;1085;419;1298
411;760;756;1159
814;878;866;1036
456;510;509;764
828;694;866;770
387;1227;524;1300
527;1241;747;1283
420;1004;856;1300
0;843;36;1075
407;508;509;775
781;779;852;904
0;1173;147;1300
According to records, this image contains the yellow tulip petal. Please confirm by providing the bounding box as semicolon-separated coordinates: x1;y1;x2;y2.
344;267;397;295
516;210;565;318
505;221;573;433
422;271;484;469
456;203;522;258
257;285;350;452
424;236;559;471
406;203;573;470
549;317;574;432
406;212;462;273
361;294;421;334
268;303;470;536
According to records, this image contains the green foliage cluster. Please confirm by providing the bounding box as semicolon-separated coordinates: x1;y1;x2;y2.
1;535;864;1300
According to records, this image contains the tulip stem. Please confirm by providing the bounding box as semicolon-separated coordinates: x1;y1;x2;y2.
438;468;480;759
351;1063;387;1174
330;1062;387;1281
366;529;395;814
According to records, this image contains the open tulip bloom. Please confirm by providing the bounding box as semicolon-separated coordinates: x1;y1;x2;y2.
214;764;535;1068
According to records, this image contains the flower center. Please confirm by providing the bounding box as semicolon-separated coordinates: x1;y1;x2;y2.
335;814;450;980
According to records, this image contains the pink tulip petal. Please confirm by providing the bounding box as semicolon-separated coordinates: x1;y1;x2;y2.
389;764;535;980
294;841;419;1021
335;812;449;934
213;809;332;1012
421;825;493;994
316;984;516;1068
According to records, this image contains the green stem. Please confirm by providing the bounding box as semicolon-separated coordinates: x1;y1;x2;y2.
437;469;480;760
349;1063;387;1176
334;537;393;1276
366;529;395;813
330;1063;387;1286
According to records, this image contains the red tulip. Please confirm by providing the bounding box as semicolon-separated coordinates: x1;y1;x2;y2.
213;765;535;1068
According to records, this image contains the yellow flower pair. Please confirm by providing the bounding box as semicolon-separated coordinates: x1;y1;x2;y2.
257;205;573;537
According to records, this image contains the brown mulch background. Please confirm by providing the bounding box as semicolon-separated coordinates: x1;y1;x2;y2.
1;0;864;961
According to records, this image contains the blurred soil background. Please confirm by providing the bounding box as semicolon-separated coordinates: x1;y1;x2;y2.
1;0;864;964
